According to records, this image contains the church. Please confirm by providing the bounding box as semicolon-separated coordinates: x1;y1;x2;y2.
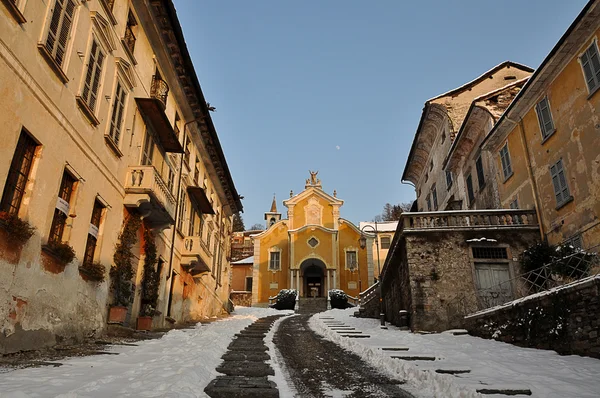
252;172;375;305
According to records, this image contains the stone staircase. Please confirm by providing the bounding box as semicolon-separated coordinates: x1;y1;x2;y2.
297;297;328;314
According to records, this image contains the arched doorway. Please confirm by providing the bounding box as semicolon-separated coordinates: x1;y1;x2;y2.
300;259;326;298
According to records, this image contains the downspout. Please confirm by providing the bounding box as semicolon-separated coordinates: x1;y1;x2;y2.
507;116;545;240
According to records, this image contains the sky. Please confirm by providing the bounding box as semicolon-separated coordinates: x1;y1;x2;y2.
173;0;589;228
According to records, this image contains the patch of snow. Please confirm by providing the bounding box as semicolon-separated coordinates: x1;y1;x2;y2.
465;237;497;242
265;314;297;398
0;307;292;397
310;308;600;398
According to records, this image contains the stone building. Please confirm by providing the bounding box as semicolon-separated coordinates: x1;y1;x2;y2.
252;172;375;306
0;0;241;353
482;0;600;250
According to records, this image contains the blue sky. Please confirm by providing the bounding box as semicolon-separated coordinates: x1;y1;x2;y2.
174;0;588;228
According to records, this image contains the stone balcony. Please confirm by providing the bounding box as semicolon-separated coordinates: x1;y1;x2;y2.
401;209;539;233
181;236;212;277
124;166;176;229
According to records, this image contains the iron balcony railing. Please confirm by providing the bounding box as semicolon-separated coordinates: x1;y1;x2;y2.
150;75;169;109
123;24;136;55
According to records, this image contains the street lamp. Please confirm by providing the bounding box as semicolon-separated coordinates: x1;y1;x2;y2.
359;222;385;326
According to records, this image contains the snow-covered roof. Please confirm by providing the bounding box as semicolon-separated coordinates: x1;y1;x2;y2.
358;221;398;233
232;255;254;265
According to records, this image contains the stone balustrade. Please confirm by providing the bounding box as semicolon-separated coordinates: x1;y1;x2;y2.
401;209;538;232
124;165;176;221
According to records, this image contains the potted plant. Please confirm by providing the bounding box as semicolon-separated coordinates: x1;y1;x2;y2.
79;262;106;282
108;215;141;324
0;211;35;263
137;225;160;330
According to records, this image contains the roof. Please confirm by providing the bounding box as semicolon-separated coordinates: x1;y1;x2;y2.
232;255;254;265
483;0;600;150
358;221;399;232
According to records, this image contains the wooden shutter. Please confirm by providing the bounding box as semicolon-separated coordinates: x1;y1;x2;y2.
110;82;126;144
82;40;104;111
581;44;600;92
45;0;76;66
551;160;570;205
535;97;554;138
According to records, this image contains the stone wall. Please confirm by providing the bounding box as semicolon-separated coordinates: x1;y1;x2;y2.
465;275;600;359
382;229;539;332
230;292;252;307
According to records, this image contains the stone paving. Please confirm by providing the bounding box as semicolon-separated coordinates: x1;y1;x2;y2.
204;314;284;397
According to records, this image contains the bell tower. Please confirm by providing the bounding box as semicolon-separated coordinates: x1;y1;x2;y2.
264;194;281;228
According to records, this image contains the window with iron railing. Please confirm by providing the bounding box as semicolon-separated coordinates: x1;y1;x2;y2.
150;72;169;108
49;171;77;244
123;11;137;56
0;130;38;216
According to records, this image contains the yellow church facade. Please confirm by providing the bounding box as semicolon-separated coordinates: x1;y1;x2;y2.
252;173;374;305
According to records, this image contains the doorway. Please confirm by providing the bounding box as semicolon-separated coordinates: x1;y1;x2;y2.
302;263;325;297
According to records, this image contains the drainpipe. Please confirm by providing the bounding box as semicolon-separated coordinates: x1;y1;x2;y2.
506;116;545;240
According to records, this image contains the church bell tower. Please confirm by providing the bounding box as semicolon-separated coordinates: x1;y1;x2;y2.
264;195;281;229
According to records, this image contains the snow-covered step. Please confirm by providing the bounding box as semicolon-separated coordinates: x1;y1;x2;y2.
435;368;471;375
340;334;370;338
476;386;532;396
391;355;436;361
381;347;409;351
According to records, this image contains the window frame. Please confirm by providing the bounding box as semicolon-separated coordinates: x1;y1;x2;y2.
345;249;357;270
83;199;105;265
48;170;77;244
499;143;513;181
107;79;127;149
475;155;485;190
268;249;281;271
550;159;573;209
445;170;453;190
380;236;391;250
431;184;438;211
579;40;600;97
38;0;77;83
535;96;556;142
466;173;475;205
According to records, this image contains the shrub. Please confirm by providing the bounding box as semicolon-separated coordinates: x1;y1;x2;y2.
79;262;106;282
271;289;297;310
110;215;141;307
329;289;354;309
45;241;76;264
140;225;160;316
0;211;35;245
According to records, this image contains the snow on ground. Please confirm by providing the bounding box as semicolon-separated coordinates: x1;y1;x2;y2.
310;308;600;398
0;307;291;398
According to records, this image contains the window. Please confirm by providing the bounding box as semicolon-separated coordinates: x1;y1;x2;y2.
198;212;204;237
426;194;431;211
48;171;76;244
499;143;513;180
44;0;76;68
269;251;281;271
580;41;600;94
188;207;196;236
174;112;181;137
429;160;433;171
472;247;508;259
123;11;137;56
380;236;391;249
183;135;191;167
431;184;438;211
509;198;519;210
166;166;174;193
476;155;485;189
446;170;453;190
80;39;105;113
345;250;357;269
550;159;572;207
245;276;253;292
83;200;104;264
535;97;555;140
177;190;186;232
194;162;200;186
308;237;319;248
141;131;154;165
466;174;475;205
108;81;126;145
564;234;583;250
0;131;38;215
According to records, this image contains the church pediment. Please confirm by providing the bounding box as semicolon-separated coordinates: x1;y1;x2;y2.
283;187;343;207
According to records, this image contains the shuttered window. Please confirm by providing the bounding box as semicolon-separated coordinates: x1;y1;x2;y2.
535;97;555;139
499;143;513;180
49;171;76;244
466;174;475;205
550;159;571;207
580;42;600;93
0;131;38;215
45;0;76;67
446;171;453;190
141;132;154;165
431;184;438;210
81;40;105;112
108;82;126;145
476;155;485;189
83;200;104;264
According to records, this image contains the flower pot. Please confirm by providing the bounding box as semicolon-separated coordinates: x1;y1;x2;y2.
136;316;152;331
108;306;128;324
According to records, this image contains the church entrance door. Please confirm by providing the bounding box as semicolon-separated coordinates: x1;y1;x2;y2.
301;261;325;298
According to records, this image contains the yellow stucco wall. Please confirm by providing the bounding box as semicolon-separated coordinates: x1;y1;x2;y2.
290;194;335;230
492;28;600;248
256;223;290;303
337;223;368;297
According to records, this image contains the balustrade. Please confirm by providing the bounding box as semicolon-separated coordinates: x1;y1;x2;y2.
401;209;538;231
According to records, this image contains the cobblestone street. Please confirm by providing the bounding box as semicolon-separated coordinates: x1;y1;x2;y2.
275;315;413;398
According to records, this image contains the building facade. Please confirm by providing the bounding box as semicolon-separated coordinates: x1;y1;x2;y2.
252;172;374;305
358;221;397;280
482;0;600;250
0;0;241;353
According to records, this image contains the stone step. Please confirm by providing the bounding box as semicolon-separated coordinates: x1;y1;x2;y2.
435;368;471;375
381;347;409;351
222;352;271;362
204;376;278;398
234;334;265;339
335;331;362;334
216;361;274;377
392;355;436;361
340;334;370;338
476;387;532;396
227;342;268;351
